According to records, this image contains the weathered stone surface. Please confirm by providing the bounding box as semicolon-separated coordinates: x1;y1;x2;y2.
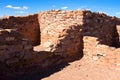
116;25;120;44
38;10;84;58
82;10;119;47
0;29;37;77
0;28;71;79
83;36;120;67
0;14;40;46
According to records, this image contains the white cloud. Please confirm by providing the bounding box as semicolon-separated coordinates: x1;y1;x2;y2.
85;8;91;10
77;5;92;10
52;5;56;8
80;6;87;9
15;11;28;14
116;12;120;15
6;5;12;8
6;5;28;10
77;6;87;10
61;6;68;10
98;11;108;15
19;11;25;13
23;6;28;10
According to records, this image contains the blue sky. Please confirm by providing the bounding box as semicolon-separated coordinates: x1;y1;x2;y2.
0;0;120;17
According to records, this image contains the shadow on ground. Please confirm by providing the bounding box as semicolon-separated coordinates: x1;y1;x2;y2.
12;62;70;80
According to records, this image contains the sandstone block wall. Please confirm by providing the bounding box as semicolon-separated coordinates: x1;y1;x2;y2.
38;10;120;58
0;10;119;47
0;14;40;46
82;11;119;47
0;29;35;77
38;10;84;58
117;25;120;39
0;29;66;79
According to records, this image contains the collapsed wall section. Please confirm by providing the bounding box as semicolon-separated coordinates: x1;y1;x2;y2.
0;14;40;46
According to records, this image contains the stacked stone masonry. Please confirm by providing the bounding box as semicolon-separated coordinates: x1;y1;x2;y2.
38;10;84;57
83;10;119;47
0;29;35;77
0;10;120;79
0;14;40;46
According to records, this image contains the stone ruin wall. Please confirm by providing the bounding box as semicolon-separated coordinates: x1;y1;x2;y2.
83;10;119;47
0;10;120;79
117;25;120;42
0;29;63;79
38;10;120;58
0;14;40;46
38;10;84;58
0;29;35;77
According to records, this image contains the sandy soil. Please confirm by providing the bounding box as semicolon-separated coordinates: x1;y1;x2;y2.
42;50;120;80
16;44;120;80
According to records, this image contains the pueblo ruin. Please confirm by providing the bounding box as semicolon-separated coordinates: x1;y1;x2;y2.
0;10;120;79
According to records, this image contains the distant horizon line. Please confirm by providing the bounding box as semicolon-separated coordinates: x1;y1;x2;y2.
0;9;119;18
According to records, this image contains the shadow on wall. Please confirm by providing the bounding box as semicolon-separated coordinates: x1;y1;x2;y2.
7;50;83;80
13;62;70;80
82;11;120;48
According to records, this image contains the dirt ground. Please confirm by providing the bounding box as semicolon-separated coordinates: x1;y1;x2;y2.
42;45;120;80
14;43;120;80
